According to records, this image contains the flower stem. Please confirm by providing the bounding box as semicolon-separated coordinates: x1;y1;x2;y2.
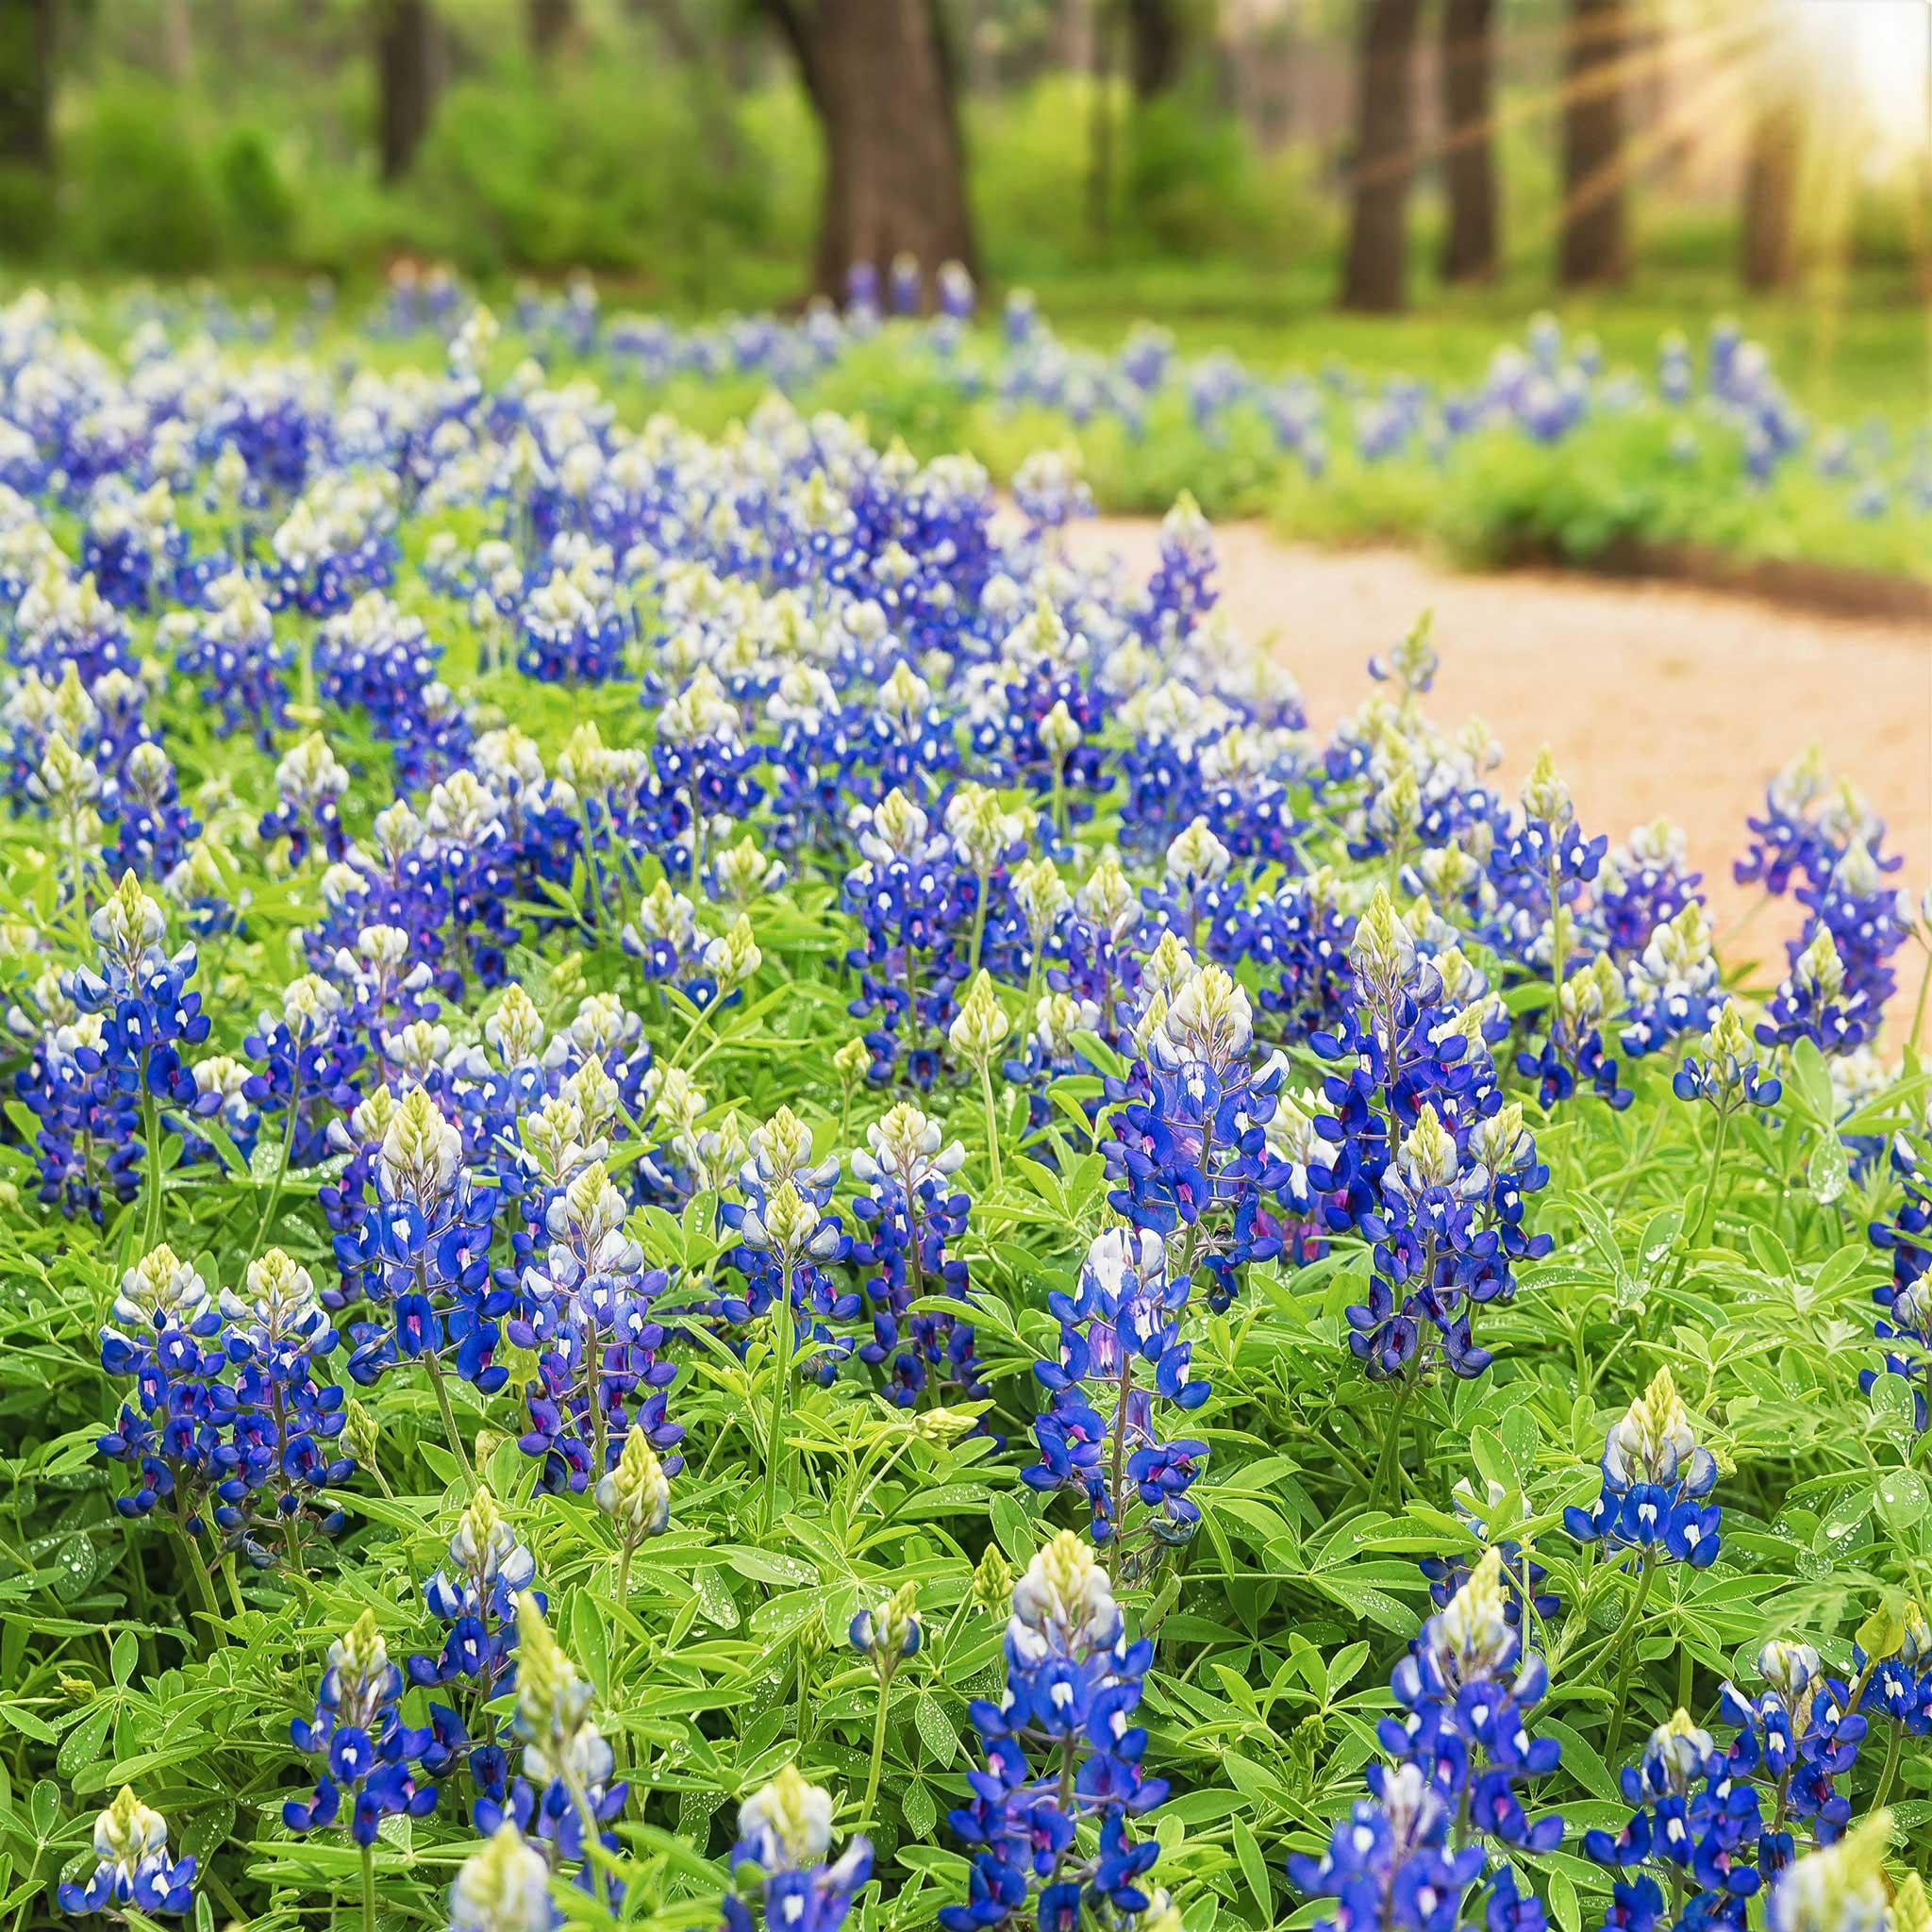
424;1351;475;1485
1873;1719;1903;1811
977;1060;1003;1191
359;1841;375;1932
860;1676;891;1829
1908;943;1931;1058
759;1279;794;1538
249;1072;303;1256
1605;1554;1657;1762
138;1077;163;1257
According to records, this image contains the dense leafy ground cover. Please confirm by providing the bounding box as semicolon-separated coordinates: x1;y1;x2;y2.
0;281;1928;1932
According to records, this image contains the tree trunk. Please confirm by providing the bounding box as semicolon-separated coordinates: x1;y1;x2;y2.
0;0;55;173
375;0;437;185
765;0;980;300
1439;0;1497;281
1124;0;1184;100
1341;0;1422;313
1740;95;1801;290
527;0;575;58
1559;0;1629;287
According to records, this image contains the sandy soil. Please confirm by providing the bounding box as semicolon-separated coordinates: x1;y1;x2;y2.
1068;517;1932;945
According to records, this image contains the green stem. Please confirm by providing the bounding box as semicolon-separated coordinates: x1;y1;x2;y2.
250;1070;303;1256
138;1077;163;1257
860;1675;891;1829
1606;1555;1658;1762
977;1060;1004;1191
968;865;991;976
359;1841;375;1932
424;1350;475;1485
1369;1385;1410;1512
759;1276;794;1538
1872;1720;1903;1812
1907;943;1931;1058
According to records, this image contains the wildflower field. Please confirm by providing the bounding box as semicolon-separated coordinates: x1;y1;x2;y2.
0;273;1927;1932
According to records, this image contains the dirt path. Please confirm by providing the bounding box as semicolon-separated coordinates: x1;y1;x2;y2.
1070;518;1932;946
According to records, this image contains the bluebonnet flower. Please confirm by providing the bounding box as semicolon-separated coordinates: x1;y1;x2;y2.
284;1610;441;1845
1584;1708;1762;1923
1312;891;1550;1380
1104;949;1289;1311
1721;1640;1867;1873
851;1579;923;1680
941;1532;1166;1932
1597;820;1704;959
1850;1599;1932;1733
720;1766;873;1932
1674;1000;1783;1114
509;1159;683;1493
170;570;290;744
340;1086;508;1426
1784;839;1907;1055
716;1107;858;1370
1380;1550;1564;1854
94;1244;225;1537
258;732;352;865
1286;1760;1488;1932
1564;1368;1722;1570
69;867;210;1140
841;787;970;1086
1735;748;1837;899
1765;1815;1892;1932
1024;1227;1208;1575
1622;903;1723;1058
849;1102;986;1407
57;1788;196;1919
449;1822;557;1932
478;1594;626;1894
408;1485;541;1811
1757;932;1872;1057
265;474;399;616
211;1248;356;1565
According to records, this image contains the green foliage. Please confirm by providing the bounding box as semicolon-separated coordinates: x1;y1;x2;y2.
67;77;225;275
215;126;298;262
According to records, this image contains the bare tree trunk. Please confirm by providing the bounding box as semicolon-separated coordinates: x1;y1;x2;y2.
375;0;437;184
1740;94;1801;290
527;0;575;58
0;0;55;174
1124;0;1184;99
763;0;980;300
1439;0;1497;281
1341;0;1422;313
1559;0;1629;286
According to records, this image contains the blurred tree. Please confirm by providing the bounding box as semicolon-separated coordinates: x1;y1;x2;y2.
1558;0;1628;284
759;0;979;298
375;0;438;182
1124;0;1183;98
1740;92;1800;289
1439;0;1497;280
0;0;55;175
528;0;575;56
1341;0;1421;311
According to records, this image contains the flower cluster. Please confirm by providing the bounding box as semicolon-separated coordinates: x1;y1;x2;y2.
942;1531;1167;1931
1564;1367;1723;1571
